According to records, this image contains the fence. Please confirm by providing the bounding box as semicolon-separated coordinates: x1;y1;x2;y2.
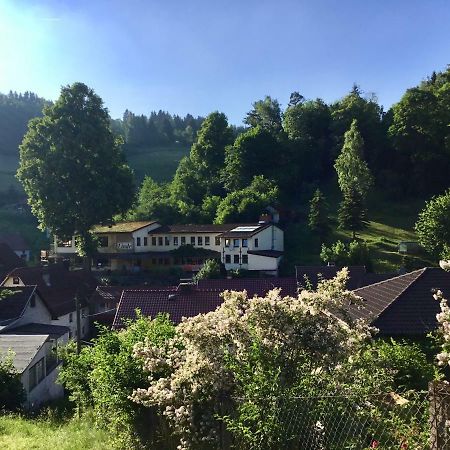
219;382;450;450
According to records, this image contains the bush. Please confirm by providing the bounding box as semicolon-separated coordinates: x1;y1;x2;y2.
0;350;25;411
193;259;222;282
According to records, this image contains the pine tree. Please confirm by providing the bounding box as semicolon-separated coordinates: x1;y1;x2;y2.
338;187;369;239
308;188;330;240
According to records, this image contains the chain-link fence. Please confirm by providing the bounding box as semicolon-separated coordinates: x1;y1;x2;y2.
221;382;450;450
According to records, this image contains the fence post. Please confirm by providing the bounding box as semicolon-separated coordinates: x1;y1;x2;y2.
429;381;450;449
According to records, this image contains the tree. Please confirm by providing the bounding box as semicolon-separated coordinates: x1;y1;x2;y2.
308;188;330;240
193;259;222;282
244;96;283;135
334;119;373;197
17;82;134;257
338;187;369;238
0;350;25;411
415;190;450;259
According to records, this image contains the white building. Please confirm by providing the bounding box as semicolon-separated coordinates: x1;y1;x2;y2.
53;219;284;275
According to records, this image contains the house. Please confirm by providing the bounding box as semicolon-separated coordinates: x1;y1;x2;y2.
0;243;26;281
2;264;97;339
113;277;298;328
0;233;31;261
348;267;450;336
0;286;69;409
295;265;395;290
52;219;284;275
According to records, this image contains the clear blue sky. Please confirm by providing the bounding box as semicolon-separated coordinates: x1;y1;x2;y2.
0;0;449;124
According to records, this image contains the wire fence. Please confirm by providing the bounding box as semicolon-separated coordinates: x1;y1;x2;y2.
221;382;450;450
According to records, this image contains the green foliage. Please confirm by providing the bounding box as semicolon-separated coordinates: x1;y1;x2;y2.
338;186;369;238
320;239;372;269
415;190;450;259
244;96;283;135
58;313;176;448
214;176;278;224
0;350;25;411
334;119;373;197
193;259;222;282
308;188;330;239
17;82;135;256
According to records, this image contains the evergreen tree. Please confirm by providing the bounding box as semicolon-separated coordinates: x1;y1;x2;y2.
338;187;369;239
308;188;330;240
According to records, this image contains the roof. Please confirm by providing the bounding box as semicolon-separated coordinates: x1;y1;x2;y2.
0;233;29;251
219;223;273;238
0;243;25;280
151;224;235;234
295;266;395;290
90;286;126;305
113;277;299;328
4;323;69;339
4;265;98;317
0;334;48;372
349;267;450;336
92;221;158;234
0;286;37;327
247;250;284;258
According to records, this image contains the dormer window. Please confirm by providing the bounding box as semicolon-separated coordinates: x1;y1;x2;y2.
12;277;20;285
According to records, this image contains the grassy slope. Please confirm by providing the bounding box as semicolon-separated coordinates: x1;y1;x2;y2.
283;185;434;274
0;415;110;450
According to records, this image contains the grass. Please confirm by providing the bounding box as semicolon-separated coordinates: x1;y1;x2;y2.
282;185;434;275
0;413;111;450
125;144;190;184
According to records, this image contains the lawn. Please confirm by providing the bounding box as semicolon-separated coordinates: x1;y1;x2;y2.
282;186;434;274
0;414;111;450
125;144;190;184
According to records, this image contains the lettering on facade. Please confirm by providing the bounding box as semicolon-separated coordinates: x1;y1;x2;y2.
117;242;133;250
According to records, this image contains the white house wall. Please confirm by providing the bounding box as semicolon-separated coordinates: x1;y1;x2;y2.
52;307;89;339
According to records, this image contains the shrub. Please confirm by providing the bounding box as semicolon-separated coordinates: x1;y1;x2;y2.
0;350;25;411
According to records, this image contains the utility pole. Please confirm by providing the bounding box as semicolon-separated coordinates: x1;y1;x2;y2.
75;294;81;354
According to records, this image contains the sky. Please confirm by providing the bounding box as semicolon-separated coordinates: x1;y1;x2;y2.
0;0;449;124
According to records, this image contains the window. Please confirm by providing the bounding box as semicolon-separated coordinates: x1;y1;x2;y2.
234;255;240;264
30;295;36;308
205;236;210;246
233;239;240;248
29;358;45;390
197;236;203;246
151;237;156;246
225;239;230;247
69;313;73;323
191;236;195;245
165;236;170;246
215;237;220;246
225;255;231;264
98;236;108;247
143;237;148;246
181;236;186;245
174;236;179;246
158;258;164;265
254;238;259;248
136;237;141;247
158;237;163;246
12;277;20;285
242;239;248;248
242;255;248;264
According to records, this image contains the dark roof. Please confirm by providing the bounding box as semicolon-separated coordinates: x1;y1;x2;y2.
197;277;297;297
0;243;25;280
113;277;299;328
0;233;29;251
4;265;98;317
349;267;450;336
92;221;159;234
150;224;235;234
295;266;395;290
219;223;272;238
0;334;48;372
0;286;37;326
113;288;223;327
90;286;125;305
247;250;284;258
4;323;69;339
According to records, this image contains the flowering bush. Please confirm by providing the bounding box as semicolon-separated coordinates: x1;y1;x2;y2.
131;269;397;449
433;289;450;367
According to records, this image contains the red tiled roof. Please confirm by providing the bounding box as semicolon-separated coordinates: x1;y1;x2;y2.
349;268;450;336
113;277;299;328
4;265;98;317
0;233;29;251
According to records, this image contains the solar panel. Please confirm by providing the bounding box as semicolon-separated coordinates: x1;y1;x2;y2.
231;226;260;232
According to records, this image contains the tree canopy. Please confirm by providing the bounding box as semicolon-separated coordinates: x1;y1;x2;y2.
17;82;135;255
